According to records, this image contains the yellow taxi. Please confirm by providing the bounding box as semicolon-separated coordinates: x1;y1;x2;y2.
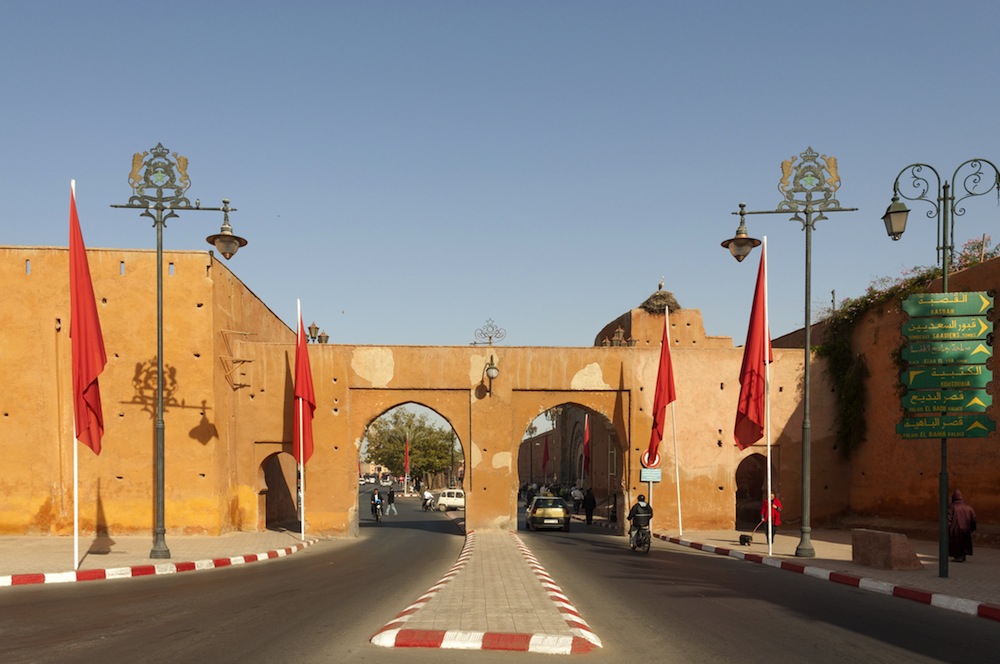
526;496;571;532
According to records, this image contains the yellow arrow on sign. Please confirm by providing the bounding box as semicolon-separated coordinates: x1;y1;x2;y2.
979;292;991;313
972;343;992;357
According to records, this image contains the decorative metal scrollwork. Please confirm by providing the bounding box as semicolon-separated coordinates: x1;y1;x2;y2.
127;143;197;221
474;319;506;345
775;147;845;227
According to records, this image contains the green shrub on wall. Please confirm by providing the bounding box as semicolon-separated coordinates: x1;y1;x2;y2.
819;236;999;457
817;269;939;457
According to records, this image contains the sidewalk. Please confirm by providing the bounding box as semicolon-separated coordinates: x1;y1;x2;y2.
580;514;1000;622
370;529;601;654
0;529;318;585
664;526;1000;613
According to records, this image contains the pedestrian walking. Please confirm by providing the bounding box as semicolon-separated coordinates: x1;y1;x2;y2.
948;489;976;562
761;492;782;543
385;487;398;516
571;486;584;514
583;488;597;525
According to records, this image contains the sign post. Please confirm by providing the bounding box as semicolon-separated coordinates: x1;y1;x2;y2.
898;292;995;440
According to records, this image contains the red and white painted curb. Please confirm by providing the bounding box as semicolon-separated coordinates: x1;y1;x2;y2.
0;539;318;588
657;532;1000;624
511;531;602;652
370;531;601;654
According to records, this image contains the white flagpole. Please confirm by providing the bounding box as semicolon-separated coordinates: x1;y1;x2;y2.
762;238;773;556
297;299;306;541
71;179;81;571
74;428;80;570
666;308;683;536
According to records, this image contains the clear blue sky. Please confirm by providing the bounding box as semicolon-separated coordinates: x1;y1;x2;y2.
5;1;1000;347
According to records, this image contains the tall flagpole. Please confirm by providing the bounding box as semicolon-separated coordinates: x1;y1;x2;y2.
762;238;773;556
71;179;82;571
297;299;306;541
73;424;79;570
666;308;682;537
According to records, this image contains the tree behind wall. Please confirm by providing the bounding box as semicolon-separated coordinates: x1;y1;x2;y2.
364;408;456;489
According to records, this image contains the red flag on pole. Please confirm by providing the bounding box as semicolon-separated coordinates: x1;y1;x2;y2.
582;415;591;474
293;313;316;464
734;246;772;449
541;435;550;476
69;181;107;455
645;316;677;466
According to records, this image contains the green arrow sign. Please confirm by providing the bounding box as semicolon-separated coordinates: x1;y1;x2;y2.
896;414;996;439
903;291;993;317
902;340;993;365
901;389;992;413
901;364;992;390
902;316;991;341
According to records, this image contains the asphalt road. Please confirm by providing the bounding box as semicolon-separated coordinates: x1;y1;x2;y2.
0;495;465;664
2;495;999;664
521;520;1000;663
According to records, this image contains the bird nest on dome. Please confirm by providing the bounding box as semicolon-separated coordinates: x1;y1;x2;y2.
638;289;680;314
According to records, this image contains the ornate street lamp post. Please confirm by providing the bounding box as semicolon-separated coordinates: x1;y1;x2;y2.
112;144;246;559
722;147;856;558
882;158;1000;578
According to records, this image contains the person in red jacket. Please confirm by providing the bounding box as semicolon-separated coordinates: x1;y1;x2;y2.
761;492;782;543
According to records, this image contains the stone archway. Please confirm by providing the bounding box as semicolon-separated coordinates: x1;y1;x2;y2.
516;404;625;528
735;453;769;530
259;452;298;530
360;402;466;509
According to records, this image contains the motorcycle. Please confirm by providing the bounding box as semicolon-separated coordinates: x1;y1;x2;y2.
630;525;651;553
372;501;383;522
422;496;435;511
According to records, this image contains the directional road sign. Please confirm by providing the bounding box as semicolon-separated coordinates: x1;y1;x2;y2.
901;316;991;342
901;389;992;413
902;340;993;365
902;291;993;318
896;414;995;439
901;364;992;390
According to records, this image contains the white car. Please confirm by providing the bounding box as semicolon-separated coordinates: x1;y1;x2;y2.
436;489;465;511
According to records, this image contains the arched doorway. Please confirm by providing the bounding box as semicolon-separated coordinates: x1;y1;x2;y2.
517;404;624;526
735;453;775;530
259;452;298;530
361;402;465;498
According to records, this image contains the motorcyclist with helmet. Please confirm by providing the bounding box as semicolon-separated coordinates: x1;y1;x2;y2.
627;494;653;548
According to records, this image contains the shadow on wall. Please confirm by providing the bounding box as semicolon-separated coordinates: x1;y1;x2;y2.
125;359;219;444
262;453;298;530
735;453;766;530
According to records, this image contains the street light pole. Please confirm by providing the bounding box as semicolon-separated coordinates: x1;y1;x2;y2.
882;158;1000;578
722;147;856;558
112;144;246;559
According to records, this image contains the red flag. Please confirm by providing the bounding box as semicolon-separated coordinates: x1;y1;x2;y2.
293;312;316;464
541;435;550;475
583;415;591;474
734;246;773;449
645;316;677;466
69;181;107;455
